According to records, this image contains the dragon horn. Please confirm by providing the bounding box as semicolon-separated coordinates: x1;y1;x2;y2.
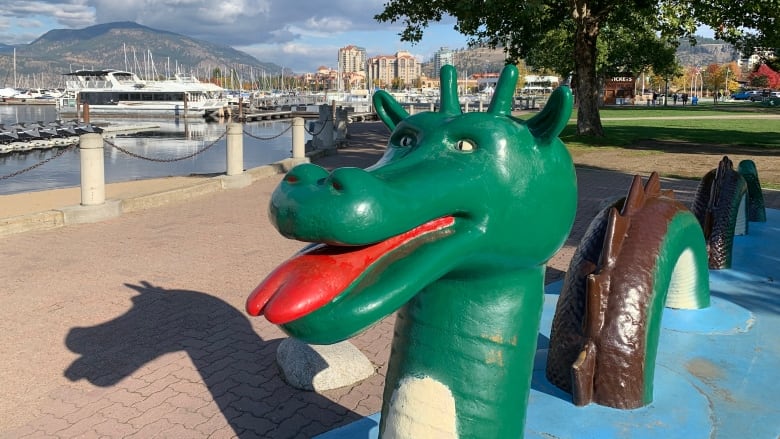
439;65;462;115
488;65;518;116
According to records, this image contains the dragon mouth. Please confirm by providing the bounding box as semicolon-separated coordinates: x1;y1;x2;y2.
246;216;455;324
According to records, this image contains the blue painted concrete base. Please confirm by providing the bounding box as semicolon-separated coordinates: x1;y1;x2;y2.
317;209;780;439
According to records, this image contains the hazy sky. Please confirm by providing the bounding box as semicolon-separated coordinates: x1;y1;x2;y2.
0;0;471;72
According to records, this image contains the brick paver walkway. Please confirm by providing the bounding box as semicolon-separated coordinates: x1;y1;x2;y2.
1;122;777;438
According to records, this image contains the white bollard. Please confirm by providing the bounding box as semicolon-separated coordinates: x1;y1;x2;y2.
79;133;105;206
292;117;305;159
226;122;243;176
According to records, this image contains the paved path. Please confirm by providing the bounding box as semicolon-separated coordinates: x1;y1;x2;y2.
1;122;777;438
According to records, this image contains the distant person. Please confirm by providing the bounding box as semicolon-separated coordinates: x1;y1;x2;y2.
681;93;688;106
652;92;658;106
673;93;678;105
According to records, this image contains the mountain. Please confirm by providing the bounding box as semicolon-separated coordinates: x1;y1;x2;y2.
0;21;282;88
421;35;741;79
675;36;741;66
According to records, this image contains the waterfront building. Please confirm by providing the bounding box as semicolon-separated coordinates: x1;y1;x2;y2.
337;46;368;91
338;45;367;75
433;47;454;73
737;47;777;74
367;51;422;90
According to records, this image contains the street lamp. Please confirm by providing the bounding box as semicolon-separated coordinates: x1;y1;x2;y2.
700;71;705;99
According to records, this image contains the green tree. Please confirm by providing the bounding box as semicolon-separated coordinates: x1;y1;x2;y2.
690;0;780;54
375;0;769;136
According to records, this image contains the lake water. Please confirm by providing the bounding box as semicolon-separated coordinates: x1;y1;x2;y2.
0;105;307;195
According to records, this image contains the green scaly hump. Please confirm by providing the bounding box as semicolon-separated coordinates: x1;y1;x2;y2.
738;159;766;222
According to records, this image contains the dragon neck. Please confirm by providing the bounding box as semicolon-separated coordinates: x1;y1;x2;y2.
379;267;545;438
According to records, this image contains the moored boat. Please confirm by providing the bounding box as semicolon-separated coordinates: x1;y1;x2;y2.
0;121;102;154
56;70;230;119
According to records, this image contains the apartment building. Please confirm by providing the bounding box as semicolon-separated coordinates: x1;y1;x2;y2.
433;47;454;73
335;45;366;90
367;51;422;89
338;45;367;74
738;47;777;73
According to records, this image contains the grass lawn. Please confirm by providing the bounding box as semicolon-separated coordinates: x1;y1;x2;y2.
513;101;780;188
553;103;780;148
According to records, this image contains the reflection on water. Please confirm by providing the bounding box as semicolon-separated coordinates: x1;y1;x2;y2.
0;105;307;195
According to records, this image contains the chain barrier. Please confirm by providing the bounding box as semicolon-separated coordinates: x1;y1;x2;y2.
240;117;332;138
103;129;227;162
242;122;293;141
0;143;77;181
304;118;332;136
2;117;336;183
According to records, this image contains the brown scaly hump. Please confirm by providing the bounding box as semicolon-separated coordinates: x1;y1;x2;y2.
547;172;691;409
690;156;748;269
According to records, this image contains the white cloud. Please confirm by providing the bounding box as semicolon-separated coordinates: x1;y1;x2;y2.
0;0;470;72
303;16;353;33
1;1;95;28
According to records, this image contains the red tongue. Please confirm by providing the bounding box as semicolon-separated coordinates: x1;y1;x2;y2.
246;216;454;324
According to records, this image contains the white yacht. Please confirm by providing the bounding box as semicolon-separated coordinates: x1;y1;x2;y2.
56;69;230;118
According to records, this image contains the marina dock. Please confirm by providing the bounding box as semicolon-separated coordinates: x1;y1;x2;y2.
236;108;377;123
0;122;160;154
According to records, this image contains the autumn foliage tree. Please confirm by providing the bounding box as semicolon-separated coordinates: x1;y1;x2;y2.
749;64;780;90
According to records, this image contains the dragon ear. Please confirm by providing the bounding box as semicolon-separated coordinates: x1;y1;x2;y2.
526;86;573;144
373;90;409;131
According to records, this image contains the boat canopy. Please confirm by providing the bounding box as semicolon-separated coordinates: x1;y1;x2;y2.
63;70;135;79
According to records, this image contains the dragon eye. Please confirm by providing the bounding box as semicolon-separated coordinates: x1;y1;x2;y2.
456;139;476;152
398;135;415;148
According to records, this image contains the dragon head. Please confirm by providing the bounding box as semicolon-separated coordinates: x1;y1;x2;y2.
247;65;577;343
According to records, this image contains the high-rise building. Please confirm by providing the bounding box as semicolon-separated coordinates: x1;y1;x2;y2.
433;47;454;73
367;51;422;89
338;45;367;74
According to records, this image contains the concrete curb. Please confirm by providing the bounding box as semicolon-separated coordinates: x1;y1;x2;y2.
0;151;327;238
0;210;65;237
61;200;122;224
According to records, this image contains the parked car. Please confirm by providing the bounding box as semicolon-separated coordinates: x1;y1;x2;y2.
731;90;762;100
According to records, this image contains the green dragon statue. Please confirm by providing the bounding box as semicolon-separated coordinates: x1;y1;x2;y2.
247;64;577;437
246;64;712;437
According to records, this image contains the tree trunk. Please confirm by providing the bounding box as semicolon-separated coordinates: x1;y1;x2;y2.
573;8;604;137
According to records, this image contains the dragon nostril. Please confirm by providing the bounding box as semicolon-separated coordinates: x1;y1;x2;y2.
282;163;330;185
331;179;344;191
